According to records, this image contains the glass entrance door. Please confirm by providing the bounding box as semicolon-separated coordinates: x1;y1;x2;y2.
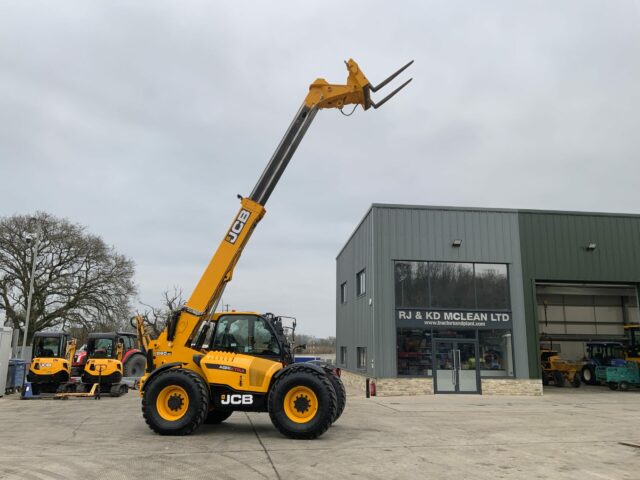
434;340;480;393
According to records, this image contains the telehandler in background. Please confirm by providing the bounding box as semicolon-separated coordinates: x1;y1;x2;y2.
138;59;412;439
25;331;76;395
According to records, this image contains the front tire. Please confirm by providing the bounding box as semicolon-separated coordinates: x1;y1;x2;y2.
553;371;565;387
571;373;581;388
142;369;210;436
268;366;337;439
581;366;596;385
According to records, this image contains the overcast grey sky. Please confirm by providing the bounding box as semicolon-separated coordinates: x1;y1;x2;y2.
2;1;640;337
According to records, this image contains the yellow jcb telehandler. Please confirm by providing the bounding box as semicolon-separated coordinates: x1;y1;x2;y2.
138;59;412;439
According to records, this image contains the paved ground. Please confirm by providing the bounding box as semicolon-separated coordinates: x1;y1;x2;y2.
0;385;638;480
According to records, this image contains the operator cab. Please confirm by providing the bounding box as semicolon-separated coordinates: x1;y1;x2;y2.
33;332;68;358
625;326;640;358
191;312;294;365
585;342;625;366
87;333;121;359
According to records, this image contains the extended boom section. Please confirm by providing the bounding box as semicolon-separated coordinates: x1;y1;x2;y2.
140;59;412;439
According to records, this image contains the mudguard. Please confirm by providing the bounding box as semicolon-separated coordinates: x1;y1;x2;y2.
140;362;185;392
272;361;326;383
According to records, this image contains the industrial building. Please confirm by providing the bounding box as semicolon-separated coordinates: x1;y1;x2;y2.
336;204;640;395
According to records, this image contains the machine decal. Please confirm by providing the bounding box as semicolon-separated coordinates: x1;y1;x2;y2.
205;363;247;374
226;209;251;244
155;351;171;356
221;394;254;405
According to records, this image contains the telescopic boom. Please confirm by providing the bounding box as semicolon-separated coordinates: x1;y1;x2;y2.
162;59;413;347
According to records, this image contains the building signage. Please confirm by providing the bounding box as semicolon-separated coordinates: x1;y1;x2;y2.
396;309;512;329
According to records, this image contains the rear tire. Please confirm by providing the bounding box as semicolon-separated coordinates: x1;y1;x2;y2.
619;381;630;391
608;382;618;391
204;410;233;424
268;366;337;439
326;373;346;423
142;369;210;436
124;354;147;378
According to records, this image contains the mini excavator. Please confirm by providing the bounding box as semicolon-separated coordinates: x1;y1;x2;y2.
25;331;76;395
139;59;412;438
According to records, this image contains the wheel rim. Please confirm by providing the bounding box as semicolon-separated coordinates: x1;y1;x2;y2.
156;385;189;421
283;386;318;424
583;369;591;381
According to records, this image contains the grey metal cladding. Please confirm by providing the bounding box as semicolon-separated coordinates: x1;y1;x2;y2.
519;211;640;282
336;210;373;373
370;205;529;378
518;211;640;376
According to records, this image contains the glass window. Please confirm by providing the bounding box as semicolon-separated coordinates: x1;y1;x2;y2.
121;336;134;351
212;315;251;353
479;330;514;377
340;346;347;365
357;269;366;296
340;282;347;304
34;337;62;358
397;328;432;376
357;347;367;369
395;261;429;308
475;264;509;310
92;338;115;358
253;317;280;355
211;315;280;356
394;261;510;310
429;262;475;309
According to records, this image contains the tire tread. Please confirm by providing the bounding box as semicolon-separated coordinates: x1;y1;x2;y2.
268;365;337;439
142;368;209;436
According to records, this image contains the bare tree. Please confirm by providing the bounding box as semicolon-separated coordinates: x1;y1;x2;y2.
140;286;184;337
0;212;136;342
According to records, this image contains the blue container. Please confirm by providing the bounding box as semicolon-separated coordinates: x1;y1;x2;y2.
5;362;16;390
8;359;27;391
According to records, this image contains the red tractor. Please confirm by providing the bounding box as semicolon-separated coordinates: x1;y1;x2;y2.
72;332;146;378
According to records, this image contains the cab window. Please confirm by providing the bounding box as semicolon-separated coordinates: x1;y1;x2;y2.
254;317;280;356
92;338;114;358
34;337;61;358
211;315;280;356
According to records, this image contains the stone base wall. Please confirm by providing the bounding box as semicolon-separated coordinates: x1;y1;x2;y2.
340;370;368;392
375;377;433;396
340;370;542;396
481;378;543;396
341;370;432;396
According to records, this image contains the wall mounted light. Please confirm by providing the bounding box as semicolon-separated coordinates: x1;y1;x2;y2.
452;239;462;247
586;242;597;251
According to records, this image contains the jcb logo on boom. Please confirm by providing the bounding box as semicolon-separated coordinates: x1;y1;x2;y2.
226;209;251;244
220;394;253;405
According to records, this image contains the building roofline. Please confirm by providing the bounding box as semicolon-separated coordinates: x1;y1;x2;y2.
370;203;640;218
336;203;640;259
336;207;374;259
